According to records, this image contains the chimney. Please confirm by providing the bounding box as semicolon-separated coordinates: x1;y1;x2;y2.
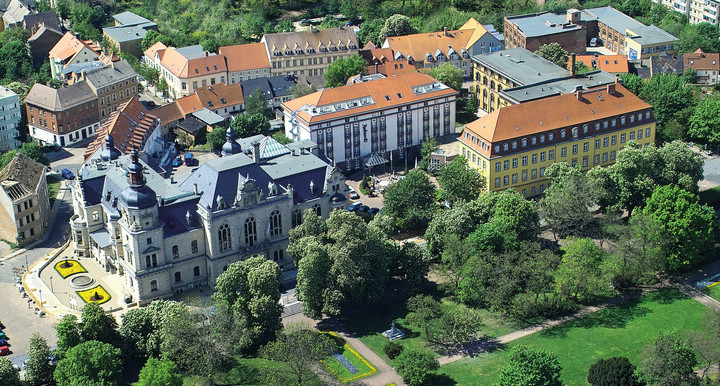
606;83;615;94
444;27;448;36
570;53;576;76
193;183;198;195
252;141;261;164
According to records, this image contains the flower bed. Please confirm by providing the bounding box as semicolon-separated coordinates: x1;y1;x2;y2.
54;259;87;278
76;285;111;305
321;332;377;383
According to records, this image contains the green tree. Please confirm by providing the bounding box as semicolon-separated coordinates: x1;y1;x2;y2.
425;202;476;257
0;358;21;386
213;256;283;353
620;73;645;95
540;162;596;238
244;87;272;118
554;237;610;301
689;96;720;148
157;78;169;97
435;304;482;348
142;30;173;51
231;113;270;138
378;14;418;43
290;82;317;98
260;323;335;385
466;190;541;241
80;302;119;346
138;357;183;386
639;331;699;385
394;349;439;386
384;341;405;360
53;340;123;386
205;127;228;150
393;241;430;295
19;143;49;166
419;137;439;171
428;62;463;91
406;295;442;339
495;346;562;386
436;156;484;205
0;28;33;83
639;73;694;127
55;314;82;358
25;333;53;386
642;185;716;271
271;131;293;145
358;18;385;46
588;357;642;386
325;55;367;88
0;150;17;170
383;169;436;229
534;43;569;68
120;300;187;358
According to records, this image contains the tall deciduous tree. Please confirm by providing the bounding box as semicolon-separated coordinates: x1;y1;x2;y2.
428;62;463;91
244;87;272;118
436;156;485;205
406;295;442;339
642;185;716;271
639;331;699;385
394;349;439;386
435;304;482;348
554;237;610;301
19;143;49;166
689;96;720;148
231;113;270;138
495;346;562;386
25;333;53;386
383;169;437;229
540;162;596;238
137;357;183;386
80;302;119;346
0;358;22;386
419;137;439;171
290;82;317;98
588;357;642;386
55;314;82;358
378;14;418;43
534;43;569;67
53;340;123;386
639;73;694;127
261;323;335;385
120;300;187;358
324;55;367;88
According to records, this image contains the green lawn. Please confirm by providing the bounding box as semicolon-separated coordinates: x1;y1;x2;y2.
321;335;377;383
439;289;714;385
340;297;523;364
702;283;720;302
47;175;61;207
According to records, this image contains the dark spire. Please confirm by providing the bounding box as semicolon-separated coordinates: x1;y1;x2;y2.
127;148;145;188
222;128;242;156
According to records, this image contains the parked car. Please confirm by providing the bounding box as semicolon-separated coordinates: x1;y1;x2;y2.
0;332;7;340
48;356;57;365
348;186;359;199
60;168;75;180
357;205;370;213
147;101;156;107
0;339;7;347
0;346;9;356
348;202;363;212
172;156;183;167
367;207;380;215
184;152;194;166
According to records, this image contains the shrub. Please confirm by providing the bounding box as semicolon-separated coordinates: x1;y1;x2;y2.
384;341;405;360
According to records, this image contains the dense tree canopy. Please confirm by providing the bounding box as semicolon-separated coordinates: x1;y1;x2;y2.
0;358;22;386
588;357;642;386
261;323;335;385
383;169;437;229
540;162;596;238
394;349;439;386
378;14;418;43
428;62;463;91
324;55;367;88
53;340;123;385
534;43;569;67
137;357;183;386
120;300;187;358
554;237;611;302
55;314;82;358
26;333;54;386
639;331;699;385
436;156;485;205
689;96;720;148
495;346;562;386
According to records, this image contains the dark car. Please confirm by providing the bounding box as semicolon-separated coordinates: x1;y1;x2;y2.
357;205;370;213
0;339;7;347
0;332;7;340
147;101;156;107
61;168;75;180
367;207;380;215
348;202;363;212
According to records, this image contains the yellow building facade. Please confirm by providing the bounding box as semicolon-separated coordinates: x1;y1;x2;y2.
459;83;656;197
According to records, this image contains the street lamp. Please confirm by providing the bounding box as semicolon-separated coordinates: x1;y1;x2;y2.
50;276;54;293
38;289;43;307
25;254;28;271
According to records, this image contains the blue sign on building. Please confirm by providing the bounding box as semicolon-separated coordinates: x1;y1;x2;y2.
628;48;638;61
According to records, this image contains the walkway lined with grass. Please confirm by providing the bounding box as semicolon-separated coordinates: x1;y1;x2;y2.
439;288;716;385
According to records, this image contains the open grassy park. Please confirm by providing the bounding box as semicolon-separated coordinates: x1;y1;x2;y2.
703;283;720;302
437;288;714;385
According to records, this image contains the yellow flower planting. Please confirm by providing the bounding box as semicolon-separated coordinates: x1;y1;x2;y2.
76;285;111;305
54;260;87;278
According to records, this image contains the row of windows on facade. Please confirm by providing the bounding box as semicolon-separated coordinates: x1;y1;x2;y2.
96;78;136;95
16;199;34;213
465;112;651;155
19;227;36;241
17;212;36;227
99;87;136;107
29;102;96;116
492;152;618;188
272;44;357;57
217;210;283;252
271;55;346;68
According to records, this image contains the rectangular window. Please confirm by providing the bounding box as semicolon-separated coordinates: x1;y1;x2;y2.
637;129;643;139
532;154;537;164
646;127;651;138
522;170;527;181
512;158;518;168
495;162;501;172
512;174;518;183
621;133;626;143
540;167;546;177
583;142;589;152
602;153;608;162
582;157;588;167
630;131;635;140
611;135;617;145
531;169;537;179
504;160;509;170
572;145;578;155
610;150;616;160
540;152;546;162
548;150;554;160
603;138;609;147
522;156;528;166
595;139;601;149
548;133;554;141
495;178;501;187
503;175;509;185
561;147;567;157
594;154;600;164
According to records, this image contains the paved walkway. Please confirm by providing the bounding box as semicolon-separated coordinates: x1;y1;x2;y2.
283;313;405;386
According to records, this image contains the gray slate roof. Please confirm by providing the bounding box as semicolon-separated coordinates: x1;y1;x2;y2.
26;81;96;111
239;75;295;101
23;11;61;32
113;11;154;27
501;70;617;103
626;25;678;45
83;60;137;89
505;11;582;38
472;47;570;85
103;25;149;43
581;7;644;33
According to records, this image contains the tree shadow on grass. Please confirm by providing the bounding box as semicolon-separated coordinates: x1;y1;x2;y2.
539;298;652;339
317;301;421;340
421;373;458;386
646;287;687;304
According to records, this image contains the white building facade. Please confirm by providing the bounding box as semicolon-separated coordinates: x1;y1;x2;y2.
0;86;21;151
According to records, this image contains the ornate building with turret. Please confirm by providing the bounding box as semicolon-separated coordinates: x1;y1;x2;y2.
69;130;347;305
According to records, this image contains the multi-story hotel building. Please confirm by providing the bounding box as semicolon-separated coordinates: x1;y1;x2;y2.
26;82;100;146
0;86;21;151
473;47;616;113
281;72;458;170
261;27;359;83
459;81;656;197
69;132;346;305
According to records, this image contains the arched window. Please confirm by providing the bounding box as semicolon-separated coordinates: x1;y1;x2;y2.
172;245;179;258
218;224;231;251
313;204;321;217
194;266;200;277
150;280;157;291
291;210;302;228
245;217;257;246
191;240;198;253
270;210;282;236
151;254;157;267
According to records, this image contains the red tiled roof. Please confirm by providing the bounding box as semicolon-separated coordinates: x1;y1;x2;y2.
85;97;158;159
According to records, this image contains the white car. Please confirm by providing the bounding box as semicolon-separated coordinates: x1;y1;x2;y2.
348;186;360;199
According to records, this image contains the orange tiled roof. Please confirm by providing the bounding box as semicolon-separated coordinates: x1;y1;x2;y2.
144;41;167;59
683;49;720;70
176;94;203;116
159;47;227;79
175;83;245;114
49;32;102;62
383;27;481;63
219;43;271;72
573;55;629;73
152;102;184;126
84;97;158;159
282;72;458;124
459;84;652;159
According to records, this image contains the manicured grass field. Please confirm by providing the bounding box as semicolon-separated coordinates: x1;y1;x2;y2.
340;297;523;363
47;175;61;207
703;283;720;302
321;333;377;383
438;289;714;385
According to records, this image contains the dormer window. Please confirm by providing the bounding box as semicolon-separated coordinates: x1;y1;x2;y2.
206;66;209;71
273;50;281;56
220;98;226;104
349;44;357;49
295;49;303;54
